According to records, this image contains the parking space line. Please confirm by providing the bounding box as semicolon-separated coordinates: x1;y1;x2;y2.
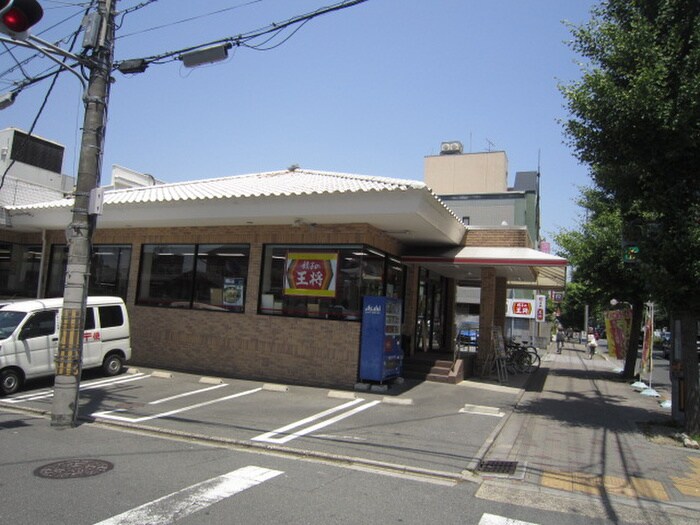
1;373;150;403
93;465;283;525
91;387;262;423
252;399;381;444
149;383;228;405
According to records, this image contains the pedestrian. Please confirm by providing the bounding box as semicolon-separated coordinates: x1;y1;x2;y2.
556;327;565;353
586;328;598;359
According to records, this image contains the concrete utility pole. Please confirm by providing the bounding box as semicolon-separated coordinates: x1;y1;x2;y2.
51;0;115;427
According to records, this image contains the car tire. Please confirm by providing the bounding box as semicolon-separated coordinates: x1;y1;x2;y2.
102;354;124;377
0;369;22;395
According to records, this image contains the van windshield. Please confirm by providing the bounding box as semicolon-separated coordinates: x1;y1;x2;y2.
0;311;28;339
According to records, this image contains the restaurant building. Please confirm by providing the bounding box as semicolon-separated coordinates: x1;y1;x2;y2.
1;166;566;388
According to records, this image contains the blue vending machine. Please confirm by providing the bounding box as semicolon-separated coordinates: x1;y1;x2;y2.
359;296;403;382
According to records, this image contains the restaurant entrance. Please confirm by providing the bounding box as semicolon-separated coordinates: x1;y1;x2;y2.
414;268;450;353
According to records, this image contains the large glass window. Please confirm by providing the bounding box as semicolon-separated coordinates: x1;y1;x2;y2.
46;244;132;300
0;243;41;298
259;244;401;321
136;244;249;312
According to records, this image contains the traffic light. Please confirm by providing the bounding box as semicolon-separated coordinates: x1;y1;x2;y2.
622;242;640;263
0;0;43;39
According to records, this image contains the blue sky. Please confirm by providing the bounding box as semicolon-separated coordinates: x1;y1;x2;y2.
2;0;597;241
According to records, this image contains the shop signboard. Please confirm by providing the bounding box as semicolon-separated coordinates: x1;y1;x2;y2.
507;299;534;319
284;252;337;297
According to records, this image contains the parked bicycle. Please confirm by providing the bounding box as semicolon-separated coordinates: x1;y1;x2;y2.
502;340;540;374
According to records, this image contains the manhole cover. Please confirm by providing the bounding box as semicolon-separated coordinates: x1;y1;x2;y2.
34;459;114;479
477;460;518;475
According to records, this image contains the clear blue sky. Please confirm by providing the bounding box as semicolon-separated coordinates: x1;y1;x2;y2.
2;0;597;241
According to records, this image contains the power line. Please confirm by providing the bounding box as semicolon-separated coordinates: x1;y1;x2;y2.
114;0;369;67
116;0;263;38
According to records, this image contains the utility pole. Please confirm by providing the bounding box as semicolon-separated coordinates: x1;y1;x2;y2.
51;0;115;427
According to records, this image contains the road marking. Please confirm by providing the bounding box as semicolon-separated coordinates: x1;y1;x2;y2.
541;470;669;500
670;456;700;497
92;465;283;525
252;399;380;444
478;513;540;525
148;383;228;405
92;387;262;422
1;373;150;403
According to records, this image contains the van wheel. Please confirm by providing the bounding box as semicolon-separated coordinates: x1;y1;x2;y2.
102;354;124;376
1;369;21;395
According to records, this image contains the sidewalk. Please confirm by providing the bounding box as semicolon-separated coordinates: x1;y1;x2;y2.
476;341;700;524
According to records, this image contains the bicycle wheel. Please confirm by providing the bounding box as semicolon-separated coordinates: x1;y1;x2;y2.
524;350;540;372
511;349;531;373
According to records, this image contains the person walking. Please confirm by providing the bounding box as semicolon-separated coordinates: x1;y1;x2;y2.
556;327;565;353
586;328;598;359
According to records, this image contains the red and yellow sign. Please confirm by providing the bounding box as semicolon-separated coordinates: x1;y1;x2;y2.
285;252;337;297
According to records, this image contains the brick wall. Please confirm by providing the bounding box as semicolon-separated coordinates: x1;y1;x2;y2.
43;222;400;388
462;228;531;248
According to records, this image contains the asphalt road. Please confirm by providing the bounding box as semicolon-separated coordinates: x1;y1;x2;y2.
1;407;630;525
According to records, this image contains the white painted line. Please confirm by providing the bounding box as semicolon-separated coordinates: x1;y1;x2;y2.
478;513;540;525
92;387;262;423
93;465;283;525
253;399;380;444
251;398;363;443
2;373;150;403
148;383;228;405
459;404;504;417
81;373;150;390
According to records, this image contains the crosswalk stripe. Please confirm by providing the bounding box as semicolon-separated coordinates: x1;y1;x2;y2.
93;466;283;525
478;513;540;525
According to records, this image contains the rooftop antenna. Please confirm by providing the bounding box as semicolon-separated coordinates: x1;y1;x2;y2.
485;138;495;152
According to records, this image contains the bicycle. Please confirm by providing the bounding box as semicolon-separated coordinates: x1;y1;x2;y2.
505;340;541;373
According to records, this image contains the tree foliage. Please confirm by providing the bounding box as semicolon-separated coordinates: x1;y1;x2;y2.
560;0;700;432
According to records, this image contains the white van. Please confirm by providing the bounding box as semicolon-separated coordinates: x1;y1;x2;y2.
0;296;131;395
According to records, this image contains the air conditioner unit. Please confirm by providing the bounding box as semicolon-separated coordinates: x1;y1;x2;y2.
440;141;463;155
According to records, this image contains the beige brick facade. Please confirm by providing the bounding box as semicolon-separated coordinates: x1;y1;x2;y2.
38;223;401;388
1;223;534;387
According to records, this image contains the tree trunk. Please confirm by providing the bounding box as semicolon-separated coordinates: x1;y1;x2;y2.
678;311;700;435
622;300;644;379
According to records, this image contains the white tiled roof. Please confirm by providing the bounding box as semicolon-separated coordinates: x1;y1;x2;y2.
9;169;429;209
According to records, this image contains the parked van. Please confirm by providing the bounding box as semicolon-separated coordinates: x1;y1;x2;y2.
0;296;131;395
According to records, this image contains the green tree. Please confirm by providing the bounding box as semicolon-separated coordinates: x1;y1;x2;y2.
554;188;646;377
561;0;700;433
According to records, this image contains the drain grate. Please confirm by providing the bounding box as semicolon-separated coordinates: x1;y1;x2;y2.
34;459;114;479
477;460;518;475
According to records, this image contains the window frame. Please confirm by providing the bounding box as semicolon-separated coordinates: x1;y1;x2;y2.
258;244;403;321
136;243;250;313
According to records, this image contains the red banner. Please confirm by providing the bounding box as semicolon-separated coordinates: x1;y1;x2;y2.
284;252;337;297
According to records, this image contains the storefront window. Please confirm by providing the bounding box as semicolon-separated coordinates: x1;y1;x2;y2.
259;244;397;321
46;244;132;300
136;244;249;312
385;257;405;299
0;243;41;298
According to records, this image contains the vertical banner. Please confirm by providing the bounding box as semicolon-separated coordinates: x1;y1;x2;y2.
641;303;654;375
284;252;337;297
535;295;546;322
604;307;632;359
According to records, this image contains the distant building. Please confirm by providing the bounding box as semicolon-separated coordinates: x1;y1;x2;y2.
424;143;548;343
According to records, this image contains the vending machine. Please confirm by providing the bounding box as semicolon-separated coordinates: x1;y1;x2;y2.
359;296;403;382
